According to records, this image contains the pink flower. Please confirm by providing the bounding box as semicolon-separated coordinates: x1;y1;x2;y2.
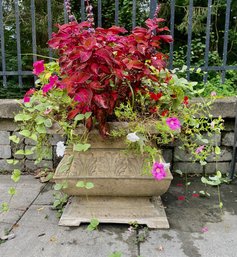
42;75;58;93
211;91;217;97
201;226;208;233
23;96;31;103
192;193;199;198
107;35;117;42
44;108;52;115
195;145;205;154
33;60;45;75
151;162;167;181
166;117;181;130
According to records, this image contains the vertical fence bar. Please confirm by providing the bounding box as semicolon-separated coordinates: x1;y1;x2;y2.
115;0;119;26
203;0;212;83
169;0;175;69
98;0;102;27
81;0;85;22
149;0;157;18
31;0;37;63
221;0;231;83
0;0;7;87
14;0;22;87
186;0;193;80
132;0;136;29
63;1;69;24
47;0;53;59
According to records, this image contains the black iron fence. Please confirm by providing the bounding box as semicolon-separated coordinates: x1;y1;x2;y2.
0;0;237;88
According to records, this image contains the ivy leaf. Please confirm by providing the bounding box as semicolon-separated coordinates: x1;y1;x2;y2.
14;113;32;122
84;112;92;119
19;130;31;138
24;148;34;155
35;116;45;125
36;124;47;134
44;119;53;128
9;135;20;144
76;181;85;188
15;149;25;155
87;218;99;231
85;182;94;189
7;159;19;165
11;169;21;182
29;133;38;141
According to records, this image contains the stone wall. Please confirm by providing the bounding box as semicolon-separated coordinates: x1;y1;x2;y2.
0;98;236;174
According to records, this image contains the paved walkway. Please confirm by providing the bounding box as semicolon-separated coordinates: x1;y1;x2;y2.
0;175;237;257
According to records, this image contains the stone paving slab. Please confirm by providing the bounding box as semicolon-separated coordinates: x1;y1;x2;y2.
0;205;138;257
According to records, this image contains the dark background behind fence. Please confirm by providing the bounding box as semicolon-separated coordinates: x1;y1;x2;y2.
0;0;236;98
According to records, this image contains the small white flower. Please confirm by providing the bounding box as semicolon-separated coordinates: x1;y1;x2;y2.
127;132;140;142
56;141;66;157
162;163;170;169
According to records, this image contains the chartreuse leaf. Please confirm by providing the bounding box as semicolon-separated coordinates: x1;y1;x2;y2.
215;146;221;155
76;181;85;188
87;218;99;231
8;187;16;196
6;159;19;165
84;112;92;119
19;130;31;137
1;202;9;212
44;119;53;128
36;124;47;134
35;116;45;125
24;148;34;155
85;182;94;189
54;183;63;191
9;135;20;144
74;114;85;121
108;252;122;257
15;149;25;155
73;143;91;152
11;169;21;182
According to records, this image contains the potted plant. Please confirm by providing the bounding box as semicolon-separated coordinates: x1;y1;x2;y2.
11;1;223;228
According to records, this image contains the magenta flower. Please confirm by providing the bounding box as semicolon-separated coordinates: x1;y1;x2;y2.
33;60;45;75
195;145;205;154
151;162;167;181
166;117;181;130
42;75;58;93
23;88;35;103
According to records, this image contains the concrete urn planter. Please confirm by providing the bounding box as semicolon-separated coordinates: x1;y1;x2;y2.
53;124;173;228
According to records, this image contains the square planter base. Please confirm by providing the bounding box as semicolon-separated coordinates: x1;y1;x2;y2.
59;196;169;229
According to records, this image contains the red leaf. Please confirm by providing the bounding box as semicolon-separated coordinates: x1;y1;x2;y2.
89;81;106;91
90;63;99;75
83;37;97;50
95;48;112;65
93;94;109;109
74;88;93;104
80;50;92;63
157;35;173;43
74;72;91;84
67;108;80;120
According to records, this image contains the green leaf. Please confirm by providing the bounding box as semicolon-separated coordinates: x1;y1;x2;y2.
44;119;53;128
8;187;16;196
74;114;85;121
73;143;91;152
1;202;9;212
84;112;92;119
200;160;207;166
216;170;222;179
85;182;94;189
76;181;85;188
11;169;21;182
57;164;70;173
62;181;68;189
6;159;19;165
14;113;32;122
219;202;223;209
29;133;38;141
87;218;99;231
53;183;63;191
9;135;20;144
35;116;45;125
108;252;122;257
24;149;34;155
36;124;47;134
15;149;25;155
215;146;221;155
19;130;31;137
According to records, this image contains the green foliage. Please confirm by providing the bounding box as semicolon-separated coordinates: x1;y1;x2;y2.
87;218;99;231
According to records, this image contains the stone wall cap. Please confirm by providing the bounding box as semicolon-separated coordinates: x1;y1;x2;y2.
0;97;236;119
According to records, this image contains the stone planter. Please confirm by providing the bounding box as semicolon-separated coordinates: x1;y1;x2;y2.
53;128;173;228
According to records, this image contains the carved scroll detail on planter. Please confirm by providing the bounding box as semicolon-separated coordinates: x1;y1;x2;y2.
70;150;146;177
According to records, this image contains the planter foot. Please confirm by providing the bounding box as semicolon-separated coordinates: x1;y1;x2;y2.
59;196;170;229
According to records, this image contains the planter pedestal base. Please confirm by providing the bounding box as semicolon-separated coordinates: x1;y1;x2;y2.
59;196;169;229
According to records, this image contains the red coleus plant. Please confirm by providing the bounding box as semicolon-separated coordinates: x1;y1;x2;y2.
47;6;172;136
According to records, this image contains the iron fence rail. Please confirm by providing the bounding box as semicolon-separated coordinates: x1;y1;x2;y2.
0;0;236;87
